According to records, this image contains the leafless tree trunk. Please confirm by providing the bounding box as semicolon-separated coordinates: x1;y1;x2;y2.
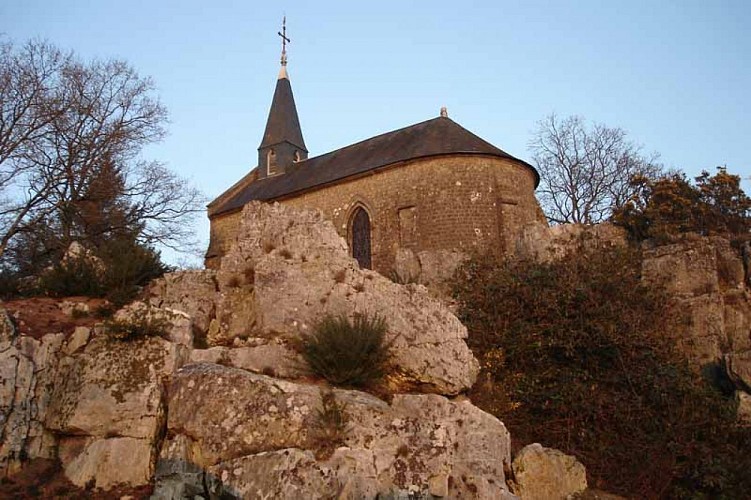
529;113;662;225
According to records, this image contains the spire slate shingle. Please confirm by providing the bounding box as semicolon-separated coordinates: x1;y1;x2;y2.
259;74;307;152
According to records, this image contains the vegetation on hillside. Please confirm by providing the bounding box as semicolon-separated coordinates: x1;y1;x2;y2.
455;245;751;498
612;167;751;242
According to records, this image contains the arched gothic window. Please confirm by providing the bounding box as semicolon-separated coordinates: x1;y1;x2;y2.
350;207;372;269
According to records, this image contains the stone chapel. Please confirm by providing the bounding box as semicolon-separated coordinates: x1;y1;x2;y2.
206;31;545;274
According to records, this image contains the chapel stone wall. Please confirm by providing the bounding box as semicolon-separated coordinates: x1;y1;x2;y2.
206;155;544;273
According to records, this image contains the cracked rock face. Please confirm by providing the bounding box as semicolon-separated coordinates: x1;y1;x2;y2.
155;362;514;499
642;236;751;369
150;201;479;395
1;202;514;495
46;335;189;489
0;329;64;475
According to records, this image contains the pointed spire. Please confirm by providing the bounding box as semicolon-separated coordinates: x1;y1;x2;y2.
259;76;306;151
257;17;307;175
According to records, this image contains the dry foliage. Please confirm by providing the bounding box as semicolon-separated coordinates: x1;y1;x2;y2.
613;167;751;243
454;245;751;498
309;390;349;460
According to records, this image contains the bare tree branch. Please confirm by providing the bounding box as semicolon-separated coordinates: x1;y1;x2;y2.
529;113;662;224
0;38;203;266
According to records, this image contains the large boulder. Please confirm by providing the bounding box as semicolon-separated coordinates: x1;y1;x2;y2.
642;236;751;369
0;332;64;475
46;335;189;489
511;443;587;500
515;223;626;263
151;202;479;395
148;269;218;337
155;362;514;499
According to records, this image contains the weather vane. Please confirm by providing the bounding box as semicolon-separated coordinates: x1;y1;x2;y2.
278;16;290;67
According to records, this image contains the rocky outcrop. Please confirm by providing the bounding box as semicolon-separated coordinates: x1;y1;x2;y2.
511;443;587;500
0;328;64;475
154;363;514;499
148;270;218;338
641;236;751;381
46;335;188;489
515;225;751;422
0;302;190;488
149;202;479;395
515;223;626;263
393;248;469;298
1;202;583;496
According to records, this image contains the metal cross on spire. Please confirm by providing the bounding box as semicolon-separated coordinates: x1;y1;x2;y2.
278;16;290;66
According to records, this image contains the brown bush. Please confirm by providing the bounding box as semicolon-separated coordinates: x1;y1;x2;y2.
454;244;751;498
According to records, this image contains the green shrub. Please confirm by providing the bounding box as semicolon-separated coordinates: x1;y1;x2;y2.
103;307;168;341
454;245;751;498
302;313;390;387
34;237;169;306
97;238;170;307
38;256;104;297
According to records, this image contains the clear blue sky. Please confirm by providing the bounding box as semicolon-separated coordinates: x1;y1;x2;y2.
3;0;750;263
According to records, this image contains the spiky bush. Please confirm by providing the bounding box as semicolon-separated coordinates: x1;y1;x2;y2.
302;313;390;387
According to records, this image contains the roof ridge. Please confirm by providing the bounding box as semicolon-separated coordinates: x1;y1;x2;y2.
298;116;446;165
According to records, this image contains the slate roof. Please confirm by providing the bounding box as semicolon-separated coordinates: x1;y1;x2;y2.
259;76;307;151
209;116;539;216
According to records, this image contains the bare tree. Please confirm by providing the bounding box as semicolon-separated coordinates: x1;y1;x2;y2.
529;113;662;224
0;39;203;262
0;40;69;256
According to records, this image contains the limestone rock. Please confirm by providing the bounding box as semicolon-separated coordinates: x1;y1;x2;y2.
59;436;155;490
148;269;218;335
736;391;751;423
0;333;64;475
0;304;16;347
515;223;626;263
416;249;469;290
159;362;513;499
723;291;751;352
210;287;260;346
642;238;720;298
113;301;194;347
641;236;751;375
64;326;91;355
393;248;421;284
511;443;587;500
46;335;188;488
152;434;207;499
151;202;480;395
189;339;303;379
58;300;90;317
674;295;727;366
